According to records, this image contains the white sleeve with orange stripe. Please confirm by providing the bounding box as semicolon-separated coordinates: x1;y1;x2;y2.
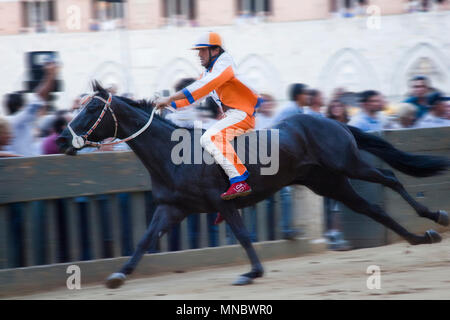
171;54;234;109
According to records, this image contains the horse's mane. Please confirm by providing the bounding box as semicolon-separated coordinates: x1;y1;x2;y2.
91;80;182;129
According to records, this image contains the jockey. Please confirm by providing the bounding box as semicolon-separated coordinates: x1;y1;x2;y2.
155;31;262;200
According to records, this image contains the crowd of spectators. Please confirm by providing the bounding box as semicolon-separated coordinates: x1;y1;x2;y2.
1;61;449;265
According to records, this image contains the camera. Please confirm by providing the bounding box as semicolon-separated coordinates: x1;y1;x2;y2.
24;51;63;93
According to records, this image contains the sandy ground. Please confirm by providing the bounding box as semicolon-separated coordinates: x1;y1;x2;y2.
7;233;450;300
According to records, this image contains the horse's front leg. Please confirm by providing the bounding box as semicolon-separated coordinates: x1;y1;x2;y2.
221;206;264;285
105;204;185;289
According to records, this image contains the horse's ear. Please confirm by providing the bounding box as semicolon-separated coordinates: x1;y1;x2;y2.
91;80;106;94
91;80;99;92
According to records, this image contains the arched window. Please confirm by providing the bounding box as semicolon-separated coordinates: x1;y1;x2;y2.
390;43;449;98
407;57;442;82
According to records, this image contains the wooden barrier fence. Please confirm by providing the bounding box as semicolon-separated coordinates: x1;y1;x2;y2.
0;151;295;269
0;127;449;269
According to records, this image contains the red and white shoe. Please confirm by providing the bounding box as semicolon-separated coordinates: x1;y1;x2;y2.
220;181;252;200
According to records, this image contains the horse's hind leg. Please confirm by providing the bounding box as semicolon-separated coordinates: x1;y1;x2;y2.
376;168;448;226
220;205;264;285
345;159;448;226
303;170;441;246
105;204;185;289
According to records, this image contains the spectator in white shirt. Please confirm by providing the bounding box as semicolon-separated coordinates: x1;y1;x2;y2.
272;83;309;124
390;103;417;129
415;92;450;128
348;90;392;132
392;103;417;129
3;63;58;156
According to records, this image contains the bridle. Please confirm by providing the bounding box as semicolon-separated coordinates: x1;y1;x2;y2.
67;92;169;149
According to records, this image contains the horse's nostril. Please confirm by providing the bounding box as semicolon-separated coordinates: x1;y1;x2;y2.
65;146;78;156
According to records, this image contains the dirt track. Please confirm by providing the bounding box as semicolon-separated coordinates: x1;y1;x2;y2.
8;233;450;300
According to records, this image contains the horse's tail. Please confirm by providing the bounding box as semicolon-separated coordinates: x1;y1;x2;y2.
347;125;450;177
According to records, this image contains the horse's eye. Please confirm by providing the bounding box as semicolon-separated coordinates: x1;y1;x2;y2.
85;105;97;113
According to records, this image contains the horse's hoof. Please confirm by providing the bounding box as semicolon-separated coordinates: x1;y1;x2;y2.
425;230;442;244
105;272;126;289
437;210;449;227
232;276;253;286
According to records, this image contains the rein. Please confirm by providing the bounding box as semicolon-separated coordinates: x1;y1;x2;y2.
67;92;174;149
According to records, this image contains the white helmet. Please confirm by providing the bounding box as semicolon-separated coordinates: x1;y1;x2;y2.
191;32;223;50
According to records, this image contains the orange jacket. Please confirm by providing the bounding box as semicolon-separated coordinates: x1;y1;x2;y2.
171;52;262;116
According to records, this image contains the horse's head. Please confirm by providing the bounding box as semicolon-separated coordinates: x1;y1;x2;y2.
58;81;117;155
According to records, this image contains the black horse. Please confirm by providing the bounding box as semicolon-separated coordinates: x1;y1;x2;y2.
58;82;449;289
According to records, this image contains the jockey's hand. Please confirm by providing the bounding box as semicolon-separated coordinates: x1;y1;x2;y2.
155;97;171;110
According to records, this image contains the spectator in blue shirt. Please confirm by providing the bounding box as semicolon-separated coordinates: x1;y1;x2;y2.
404;75;434;120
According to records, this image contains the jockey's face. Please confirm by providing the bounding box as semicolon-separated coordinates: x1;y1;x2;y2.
197;47;220;68
197;48;209;67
